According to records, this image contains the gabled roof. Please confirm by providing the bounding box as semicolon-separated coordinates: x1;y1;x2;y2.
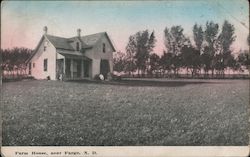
67;36;92;49
46;35;74;51
69;32;115;51
81;32;105;46
47;32;115;51
85;32;116;52
26;31;116;63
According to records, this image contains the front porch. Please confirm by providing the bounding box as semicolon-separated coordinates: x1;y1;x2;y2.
56;57;92;80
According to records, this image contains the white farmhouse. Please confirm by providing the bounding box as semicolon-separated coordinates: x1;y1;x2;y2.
27;27;115;80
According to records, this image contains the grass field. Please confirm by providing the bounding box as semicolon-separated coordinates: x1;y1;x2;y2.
2;79;249;146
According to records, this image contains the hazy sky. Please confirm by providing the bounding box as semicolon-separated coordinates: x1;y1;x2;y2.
1;0;249;55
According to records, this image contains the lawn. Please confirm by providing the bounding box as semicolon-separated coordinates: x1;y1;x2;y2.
2;79;249;146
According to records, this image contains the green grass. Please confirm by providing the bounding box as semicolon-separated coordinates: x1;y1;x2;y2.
2;79;249;146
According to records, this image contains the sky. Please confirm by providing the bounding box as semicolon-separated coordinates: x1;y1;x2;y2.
1;0;249;55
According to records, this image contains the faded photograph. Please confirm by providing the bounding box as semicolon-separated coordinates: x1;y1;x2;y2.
1;0;249;146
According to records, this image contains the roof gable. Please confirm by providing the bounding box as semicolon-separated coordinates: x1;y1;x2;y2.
45;32;115;51
25;35;45;63
27;31;116;63
45;35;74;51
68;36;92;49
102;32;116;52
80;32;116;52
80;32;104;46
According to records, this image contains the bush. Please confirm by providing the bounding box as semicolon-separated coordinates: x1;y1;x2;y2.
94;74;104;81
111;73;122;81
94;74;100;80
94;73;122;81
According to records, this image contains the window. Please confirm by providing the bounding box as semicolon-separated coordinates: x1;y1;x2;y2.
28;63;31;75
44;46;47;51
102;43;106;53
44;59;48;71
33;63;35;68
76;42;79;51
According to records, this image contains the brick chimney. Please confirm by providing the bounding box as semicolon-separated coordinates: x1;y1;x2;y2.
43;26;48;34
77;28;81;37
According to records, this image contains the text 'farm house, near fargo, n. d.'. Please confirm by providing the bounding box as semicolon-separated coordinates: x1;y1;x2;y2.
26;26;116;80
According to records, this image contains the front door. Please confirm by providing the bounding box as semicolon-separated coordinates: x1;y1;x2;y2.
84;60;90;77
76;60;81;78
56;59;64;79
100;59;110;79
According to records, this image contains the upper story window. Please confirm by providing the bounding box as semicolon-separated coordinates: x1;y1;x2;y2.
102;43;106;53
44;41;48;51
76;42;80;51
44;59;48;71
33;63;35;68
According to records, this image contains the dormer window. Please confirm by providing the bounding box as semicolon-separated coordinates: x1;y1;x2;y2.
44;41;48;51
76;42;80;51
102;43;106;53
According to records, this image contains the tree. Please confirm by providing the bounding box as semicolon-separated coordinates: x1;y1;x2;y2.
237;50;250;70
180;45;201;77
204;21;219;76
149;53;160;75
214;53;224;76
125;35;137;75
1;47;32;78
1;49;10;73
226;54;239;74
216;20;236;76
192;24;204;75
113;51;126;73
159;51;173;77
146;31;157;73
164;26;188;76
193;24;204;51
201;46;212;76
126;30;156;76
164;26;188;55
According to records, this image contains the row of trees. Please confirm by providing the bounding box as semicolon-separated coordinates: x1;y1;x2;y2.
1;47;33;78
0;20;249;80
114;20;249;78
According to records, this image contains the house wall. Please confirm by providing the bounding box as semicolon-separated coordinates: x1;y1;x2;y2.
29;36;57;80
91;59;100;78
84;34;114;78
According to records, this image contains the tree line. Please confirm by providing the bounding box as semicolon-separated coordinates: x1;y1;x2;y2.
0;20;249;80
114;20;249;78
1;47;33;78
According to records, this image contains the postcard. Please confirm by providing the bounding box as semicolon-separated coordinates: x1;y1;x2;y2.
1;0;249;157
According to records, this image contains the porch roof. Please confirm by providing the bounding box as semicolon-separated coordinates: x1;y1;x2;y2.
57;50;91;60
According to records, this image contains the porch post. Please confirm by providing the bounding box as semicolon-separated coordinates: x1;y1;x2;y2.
63;58;66;75
71;58;73;79
81;59;84;78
